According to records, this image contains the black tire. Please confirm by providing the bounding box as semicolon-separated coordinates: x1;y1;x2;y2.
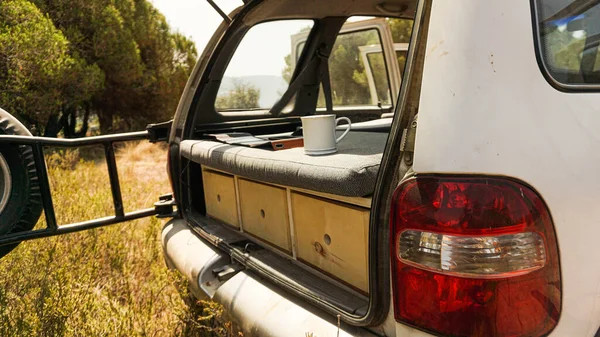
0;109;42;258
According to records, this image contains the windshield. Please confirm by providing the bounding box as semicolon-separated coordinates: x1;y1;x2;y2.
535;0;600;85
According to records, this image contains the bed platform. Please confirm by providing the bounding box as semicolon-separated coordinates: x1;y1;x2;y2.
181;131;388;293
180;131;388;197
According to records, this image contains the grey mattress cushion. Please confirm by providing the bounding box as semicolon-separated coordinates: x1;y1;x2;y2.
180;132;388;197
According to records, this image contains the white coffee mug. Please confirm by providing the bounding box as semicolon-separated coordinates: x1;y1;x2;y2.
301;115;351;155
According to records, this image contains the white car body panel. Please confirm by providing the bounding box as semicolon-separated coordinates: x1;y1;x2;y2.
214;272;377;337
412;0;600;336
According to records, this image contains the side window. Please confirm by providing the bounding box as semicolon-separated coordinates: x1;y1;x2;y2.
216;20;314;112
534;0;600;86
318;28;392;108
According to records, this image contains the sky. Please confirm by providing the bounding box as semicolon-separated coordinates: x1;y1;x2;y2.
150;0;307;78
150;0;241;53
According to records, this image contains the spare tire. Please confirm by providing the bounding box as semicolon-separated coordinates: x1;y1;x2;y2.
0;109;43;258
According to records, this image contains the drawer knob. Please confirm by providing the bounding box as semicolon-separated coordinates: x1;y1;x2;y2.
217;194;221;202
323;234;331;246
260;209;266;218
314;241;324;254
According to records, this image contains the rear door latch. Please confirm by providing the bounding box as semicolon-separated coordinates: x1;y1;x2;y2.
154;193;177;218
146;120;172;143
212;262;244;282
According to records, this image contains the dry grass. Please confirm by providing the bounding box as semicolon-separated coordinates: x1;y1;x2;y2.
0;141;235;337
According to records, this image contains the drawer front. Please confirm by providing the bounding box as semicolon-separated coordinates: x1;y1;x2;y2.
291;192;369;293
238;179;291;252
202;169;239;228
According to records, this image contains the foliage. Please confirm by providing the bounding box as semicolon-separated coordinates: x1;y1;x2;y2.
216;80;260;110
282;54;294;84
388;18;413;44
0;0;100;135
0;142;237;336
0;0;197;136
281;18;413;109
281;26;312;84
542;25;600;73
328;29;380;106
388;18;412;76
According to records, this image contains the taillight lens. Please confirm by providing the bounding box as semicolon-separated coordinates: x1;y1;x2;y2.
390;176;560;337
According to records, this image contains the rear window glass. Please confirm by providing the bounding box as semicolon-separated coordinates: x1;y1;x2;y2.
535;0;600;86
216;20;314;112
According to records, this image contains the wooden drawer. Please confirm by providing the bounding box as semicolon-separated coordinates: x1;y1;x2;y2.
202;169;239;228
291;192;369;293
238;179;291;252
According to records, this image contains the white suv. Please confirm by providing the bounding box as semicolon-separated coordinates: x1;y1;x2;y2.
1;0;599;336
160;0;600;335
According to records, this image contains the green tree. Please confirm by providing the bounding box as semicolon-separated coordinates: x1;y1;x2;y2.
328;29;380;106
281;18;413;109
388;18;412;77
282;54;294;84
281;26;311;84
91;2;144;133
216;80;260;110
0;0;102;135
29;0;197;135
120;0;198;131
388;18;413;44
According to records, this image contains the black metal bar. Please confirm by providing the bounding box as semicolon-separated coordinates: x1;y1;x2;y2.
0;130;160;245
0;208;156;247
104;143;124;218
206;0;232;24
31;144;58;230
0;130;148;147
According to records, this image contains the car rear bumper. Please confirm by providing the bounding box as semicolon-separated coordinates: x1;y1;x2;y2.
162;219;379;337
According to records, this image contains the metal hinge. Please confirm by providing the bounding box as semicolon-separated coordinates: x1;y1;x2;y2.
146;120;172;143
400;115;418;165
154;193;177;218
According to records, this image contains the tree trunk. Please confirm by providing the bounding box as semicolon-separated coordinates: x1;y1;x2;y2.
43;113;61;138
73;105;90;138
22;111;41;136
62;107;76;138
68;110;76;136
98;111;113;135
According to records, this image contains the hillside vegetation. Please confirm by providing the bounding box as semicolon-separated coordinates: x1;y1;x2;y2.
0;0;197;136
0;142;234;337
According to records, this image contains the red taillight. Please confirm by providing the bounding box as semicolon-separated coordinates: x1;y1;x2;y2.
390;176;560;337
